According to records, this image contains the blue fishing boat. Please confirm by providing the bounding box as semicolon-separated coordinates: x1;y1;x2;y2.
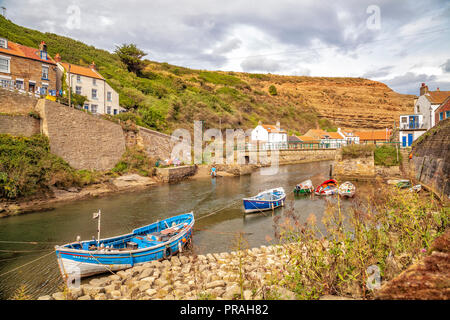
55;211;194;279
243;187;286;214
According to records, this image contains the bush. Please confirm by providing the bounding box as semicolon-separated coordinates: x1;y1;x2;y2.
341;144;375;159
111;147;156;176
0;134;79;199
268;85;277;96
374;145;401;166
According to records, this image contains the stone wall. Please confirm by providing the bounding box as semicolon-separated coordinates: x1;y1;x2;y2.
333;152;375;180
138;126;177;161
411;118;450;200
155;165;197;183
242;149;337;166
0;114;40;136
0;88;38;114
36;99;126;171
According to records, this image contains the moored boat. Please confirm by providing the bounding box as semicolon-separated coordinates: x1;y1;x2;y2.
55;211;194;280
315;179;337;196
338;181;356;198
293;179;314;194
243;187;286;213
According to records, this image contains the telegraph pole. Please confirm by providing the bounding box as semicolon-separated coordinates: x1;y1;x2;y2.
68;64;71;108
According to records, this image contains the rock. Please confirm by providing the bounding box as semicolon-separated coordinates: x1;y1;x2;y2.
37;295;53;300
52;292;66;300
138;268;154;280
243;290;253;300
78;295;92;300
95;293;107;300
138;281;152;292
205;280;226;289
223;284;241;300
82;285;105;297
68;287;83;299
89;277;110;287
170;256;181;266
161;260;171;268
104;283;121;293
109;290;122;299
109;274;121;282
145;288;157;297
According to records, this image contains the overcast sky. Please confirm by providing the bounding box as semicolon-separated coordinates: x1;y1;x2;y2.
2;0;450;95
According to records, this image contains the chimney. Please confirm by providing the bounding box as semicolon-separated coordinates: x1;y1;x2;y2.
54;53;61;63
436;87;440;91
39;41;47;52
89;61;96;70
420;83;428;96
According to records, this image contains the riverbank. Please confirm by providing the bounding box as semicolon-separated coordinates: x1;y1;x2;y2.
0;174;157;217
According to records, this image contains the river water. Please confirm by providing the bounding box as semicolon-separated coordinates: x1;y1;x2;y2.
0;161;372;299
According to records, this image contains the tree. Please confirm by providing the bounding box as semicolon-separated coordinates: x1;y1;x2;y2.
114;44;147;75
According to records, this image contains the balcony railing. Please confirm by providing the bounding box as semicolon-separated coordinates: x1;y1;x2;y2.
399;122;425;130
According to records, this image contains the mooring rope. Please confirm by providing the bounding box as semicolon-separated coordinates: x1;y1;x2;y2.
196;198;241;221
0;250;55;278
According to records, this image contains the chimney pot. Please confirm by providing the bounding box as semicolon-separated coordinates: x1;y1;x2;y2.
90;61;96;70
54;53;61;63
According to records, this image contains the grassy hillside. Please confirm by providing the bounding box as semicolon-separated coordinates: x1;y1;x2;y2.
0;16;415;135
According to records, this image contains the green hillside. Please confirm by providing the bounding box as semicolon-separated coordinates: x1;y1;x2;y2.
0;16;414;134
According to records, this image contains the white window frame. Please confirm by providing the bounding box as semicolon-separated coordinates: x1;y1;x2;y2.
106;106;111;114
91;88;97;99
76;75;81;83
107;91;112;101
42;65;49;80
0;55;11;74
91;104;98;114
93;78;97;86
0;38;7;49
75;86;82;95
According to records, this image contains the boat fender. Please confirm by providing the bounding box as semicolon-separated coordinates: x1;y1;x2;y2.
178;241;182;253
163;246;172;259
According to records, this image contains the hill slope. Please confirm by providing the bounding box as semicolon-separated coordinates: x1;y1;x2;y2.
0;16;415;134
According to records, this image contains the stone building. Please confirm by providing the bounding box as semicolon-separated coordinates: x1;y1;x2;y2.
435;96;450;125
55;54;124;115
0;38;57;96
413;83;450;129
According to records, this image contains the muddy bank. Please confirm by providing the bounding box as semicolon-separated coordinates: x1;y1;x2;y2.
0;174;157;218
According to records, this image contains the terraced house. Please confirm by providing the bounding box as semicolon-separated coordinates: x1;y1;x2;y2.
55;54;124;115
0;38;57;96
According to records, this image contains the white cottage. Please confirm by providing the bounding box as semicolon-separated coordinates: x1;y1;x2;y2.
55;54;125;115
251;121;288;149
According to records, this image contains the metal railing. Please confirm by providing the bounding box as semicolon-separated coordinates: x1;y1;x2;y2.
238;140;400;151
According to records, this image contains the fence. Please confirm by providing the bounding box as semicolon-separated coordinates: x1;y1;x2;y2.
239;140;400;151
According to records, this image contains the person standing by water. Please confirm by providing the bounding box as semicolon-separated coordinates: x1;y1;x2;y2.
211;166;217;177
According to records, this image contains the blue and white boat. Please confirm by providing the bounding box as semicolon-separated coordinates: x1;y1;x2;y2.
55;212;194;279
242;187;286;214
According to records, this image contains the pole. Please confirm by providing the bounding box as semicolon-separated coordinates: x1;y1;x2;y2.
68;64;71;108
97;209;101;247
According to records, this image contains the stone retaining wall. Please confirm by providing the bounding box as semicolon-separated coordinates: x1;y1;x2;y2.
156;165;197;183
0;88;38;114
39;245;297;301
0;114;40;136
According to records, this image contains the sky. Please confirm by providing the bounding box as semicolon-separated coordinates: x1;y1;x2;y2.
1;0;450;95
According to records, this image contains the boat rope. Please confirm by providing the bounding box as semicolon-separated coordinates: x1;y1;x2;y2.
0;250;55;278
196;199;241;221
0;240;63;245
0;248;54;253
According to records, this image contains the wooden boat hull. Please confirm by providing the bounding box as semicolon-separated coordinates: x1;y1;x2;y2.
55;212;194;279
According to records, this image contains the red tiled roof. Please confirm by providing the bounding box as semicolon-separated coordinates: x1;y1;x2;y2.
425;91;450;104
261;124;287;134
437;96;450;112
59;62;104;80
0;40;56;64
297;135;316;142
321;132;344;139
354;130;391;141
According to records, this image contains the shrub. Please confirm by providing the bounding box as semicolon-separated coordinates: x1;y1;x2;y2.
111;147;156;176
268;85;277;96
374;145;401;166
341;144;375;159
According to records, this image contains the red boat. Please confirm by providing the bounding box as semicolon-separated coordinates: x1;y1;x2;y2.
315;179;338;195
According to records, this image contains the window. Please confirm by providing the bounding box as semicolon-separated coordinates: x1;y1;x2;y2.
0;56;10;73
75;86;82;95
15;79;24;90
92;79;96;86
91;104;98;113
107;91;112;101
106;106;111;114
41;85;48;95
401;117;407;123
113;109;118;115
42;66;49;80
41;51;47;60
417;106;420;113
0;38;7;49
77;75;81;83
0;79;12;88
440;112;444;121
446;111;450;118
84;104;89;110
91;89;97;99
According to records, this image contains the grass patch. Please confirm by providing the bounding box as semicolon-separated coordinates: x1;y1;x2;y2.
341;144;375;159
374;145;401;166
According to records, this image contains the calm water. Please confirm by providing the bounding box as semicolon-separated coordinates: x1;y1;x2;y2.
0;161;372;299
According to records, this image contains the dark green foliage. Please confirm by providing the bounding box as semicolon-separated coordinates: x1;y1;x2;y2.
318;118;337;132
374;145;402;166
341;144;375;159
268;85;277;96
0;134;78;199
114;43;147;75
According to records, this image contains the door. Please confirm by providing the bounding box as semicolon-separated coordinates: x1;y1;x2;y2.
402;136;407;147
407;133;413;146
